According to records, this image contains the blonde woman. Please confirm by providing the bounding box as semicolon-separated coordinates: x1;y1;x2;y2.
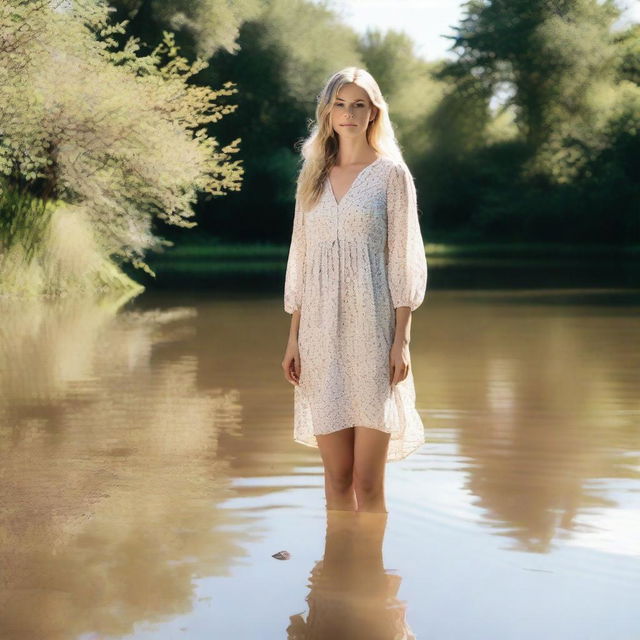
282;67;428;514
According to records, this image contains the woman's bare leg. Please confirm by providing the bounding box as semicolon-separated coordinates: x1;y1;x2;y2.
353;427;390;513
316;428;357;511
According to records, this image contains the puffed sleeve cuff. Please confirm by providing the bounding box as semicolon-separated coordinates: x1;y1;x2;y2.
284;299;301;314
393;299;424;312
386;161;428;312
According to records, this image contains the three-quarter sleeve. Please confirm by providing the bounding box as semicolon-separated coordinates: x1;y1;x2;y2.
284;194;306;314
386;161;428;311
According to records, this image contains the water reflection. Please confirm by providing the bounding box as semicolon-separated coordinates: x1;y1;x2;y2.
0;286;638;639
288;510;415;640
0;295;250;640
409;289;640;554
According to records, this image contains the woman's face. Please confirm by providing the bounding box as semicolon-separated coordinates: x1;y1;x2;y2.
330;83;377;141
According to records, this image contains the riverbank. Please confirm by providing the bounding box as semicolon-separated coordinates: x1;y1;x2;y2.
140;239;639;277
129;238;639;293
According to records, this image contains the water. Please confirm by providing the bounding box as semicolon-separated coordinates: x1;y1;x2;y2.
1;271;639;639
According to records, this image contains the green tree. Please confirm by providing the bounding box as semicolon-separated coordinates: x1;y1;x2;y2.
428;0;639;242
0;0;242;294
614;22;640;85
110;0;261;59
448;0;620;154
358;28;447;162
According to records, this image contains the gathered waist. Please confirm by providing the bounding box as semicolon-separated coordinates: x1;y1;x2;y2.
308;237;386;254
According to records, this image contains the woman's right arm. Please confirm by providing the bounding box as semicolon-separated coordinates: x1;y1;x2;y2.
284;195;305;316
282;195;305;385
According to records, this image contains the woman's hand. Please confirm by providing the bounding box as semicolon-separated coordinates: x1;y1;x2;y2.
389;339;411;385
282;339;301;385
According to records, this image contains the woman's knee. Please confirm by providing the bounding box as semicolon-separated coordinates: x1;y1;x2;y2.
353;472;383;497
325;468;354;493
317;428;355;493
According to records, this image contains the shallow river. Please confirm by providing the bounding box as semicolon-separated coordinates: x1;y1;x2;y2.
1;268;639;639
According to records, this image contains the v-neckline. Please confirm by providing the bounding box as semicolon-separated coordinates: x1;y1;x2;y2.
327;156;382;207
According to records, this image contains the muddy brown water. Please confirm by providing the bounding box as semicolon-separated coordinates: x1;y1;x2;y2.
1;268;639;639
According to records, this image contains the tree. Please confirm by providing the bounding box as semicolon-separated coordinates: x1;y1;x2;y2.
0;0;242;293
358;28;447;162
447;0;620;155
109;0;261;59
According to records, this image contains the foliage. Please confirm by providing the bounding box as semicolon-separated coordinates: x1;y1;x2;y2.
109;0;262;59
0;184;52;267
426;0;640;242
447;0;620;149
0;0;242;290
613;22;640;86
358;29;447;161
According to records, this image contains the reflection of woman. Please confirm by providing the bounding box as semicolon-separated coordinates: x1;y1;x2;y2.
287;510;416;639
281;67;428;512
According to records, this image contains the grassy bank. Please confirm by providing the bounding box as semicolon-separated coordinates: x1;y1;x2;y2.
147;239;639;263
128;237;638;291
134;240;639;284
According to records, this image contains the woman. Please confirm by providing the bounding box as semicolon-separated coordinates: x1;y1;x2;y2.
282;66;428;514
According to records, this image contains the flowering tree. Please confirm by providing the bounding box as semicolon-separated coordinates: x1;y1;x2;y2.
0;0;243;294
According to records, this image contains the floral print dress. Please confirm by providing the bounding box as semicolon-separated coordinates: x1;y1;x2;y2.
284;155;428;461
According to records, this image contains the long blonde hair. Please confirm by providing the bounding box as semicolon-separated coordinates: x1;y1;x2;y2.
294;66;404;213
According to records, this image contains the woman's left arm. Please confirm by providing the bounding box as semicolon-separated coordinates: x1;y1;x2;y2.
386;161;428;383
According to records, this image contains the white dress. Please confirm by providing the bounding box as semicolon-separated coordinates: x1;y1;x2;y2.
283;155;428;461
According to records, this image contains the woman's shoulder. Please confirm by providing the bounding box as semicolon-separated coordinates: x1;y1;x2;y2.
377;155;408;169
377;156;412;182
